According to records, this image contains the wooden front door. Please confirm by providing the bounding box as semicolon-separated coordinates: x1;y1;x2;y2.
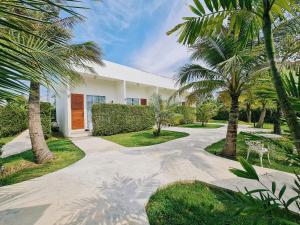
71;94;84;130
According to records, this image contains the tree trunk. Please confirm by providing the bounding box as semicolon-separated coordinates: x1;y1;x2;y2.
273;102;282;135
29;81;53;164
222;95;239;158
256;103;266;128
262;0;300;155
246;102;252;123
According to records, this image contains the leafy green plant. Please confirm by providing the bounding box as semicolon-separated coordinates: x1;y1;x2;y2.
150;94;174;136
169;113;184;126
196;100;221;125
173;106;196;124
0;102;28;137
283;70;300;113
228;157;300;224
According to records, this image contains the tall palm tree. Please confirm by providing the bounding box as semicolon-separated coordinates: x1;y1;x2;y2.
174;33;260;157
168;0;300;155
31;24;102;163
5;5;103;163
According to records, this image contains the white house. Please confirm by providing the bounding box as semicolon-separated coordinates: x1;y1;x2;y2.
55;60;184;137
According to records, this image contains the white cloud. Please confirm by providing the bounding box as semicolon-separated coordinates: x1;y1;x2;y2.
76;0;169;45
130;0;193;77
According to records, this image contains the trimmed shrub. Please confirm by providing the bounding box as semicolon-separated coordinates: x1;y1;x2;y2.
40;102;52;139
92;104;155;136
0;103;28;137
173;106;196;124
169;113;184;126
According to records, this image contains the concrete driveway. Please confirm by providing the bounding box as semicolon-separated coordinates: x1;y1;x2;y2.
0;125;298;225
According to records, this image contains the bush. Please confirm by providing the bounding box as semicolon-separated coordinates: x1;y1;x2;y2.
169;113;185;126
197;100;221;125
173;106;196;124
0;103;28;137
40;102;52;139
92;104;155;136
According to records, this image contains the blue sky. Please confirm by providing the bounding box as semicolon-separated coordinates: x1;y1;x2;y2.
72;0;193;77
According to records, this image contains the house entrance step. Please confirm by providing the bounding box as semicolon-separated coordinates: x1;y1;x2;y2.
70;130;92;138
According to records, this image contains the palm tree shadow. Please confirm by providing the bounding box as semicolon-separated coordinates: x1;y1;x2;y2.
55;173;160;225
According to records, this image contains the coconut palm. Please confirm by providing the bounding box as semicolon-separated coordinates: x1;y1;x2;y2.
0;0;83;101
251;75;277;128
168;0;300;154
5;5;103;163
174;33;261;157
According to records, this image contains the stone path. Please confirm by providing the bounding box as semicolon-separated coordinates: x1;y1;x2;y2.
1;130;31;158
0;126;298;225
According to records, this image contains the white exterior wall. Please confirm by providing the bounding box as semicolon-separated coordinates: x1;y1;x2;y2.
55;61;185;137
56;88;71;137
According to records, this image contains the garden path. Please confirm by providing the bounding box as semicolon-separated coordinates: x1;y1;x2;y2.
0;125;298;225
1;130;31;158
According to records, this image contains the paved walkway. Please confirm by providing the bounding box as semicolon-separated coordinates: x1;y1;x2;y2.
1;130;32;158
0;126;298;225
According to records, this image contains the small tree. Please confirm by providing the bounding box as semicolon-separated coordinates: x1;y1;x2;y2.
196;100;220;126
150;93;173;136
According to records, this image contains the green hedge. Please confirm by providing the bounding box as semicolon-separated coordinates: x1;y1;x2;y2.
0;102;52;139
92;104;155;136
173;106;196;124
0;103;28;137
40;102;52;139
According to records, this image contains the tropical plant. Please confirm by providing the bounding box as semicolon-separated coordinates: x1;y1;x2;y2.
253;77;277;128
196;100;221;126
2;4;103;163
283;70;300;113
150;93;173;136
173;32;261;157
168;0;300;155
228;157;300;225
0;0;83;102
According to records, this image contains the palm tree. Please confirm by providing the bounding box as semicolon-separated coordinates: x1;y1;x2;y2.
33;27;102;163
0;0;83;101
168;0;300;155
150;93;173;136
4;4;103;163
253;77;276;128
174;33;260;157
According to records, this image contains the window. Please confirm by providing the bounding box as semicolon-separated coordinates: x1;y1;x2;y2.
126;98;140;105
87;95;106;130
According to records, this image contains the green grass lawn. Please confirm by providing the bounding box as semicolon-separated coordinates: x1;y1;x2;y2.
146;181;300;225
250;123;290;133
0;136;85;186
102;129;189;147
209;119;290;132
179;123;223;128
205;132;299;174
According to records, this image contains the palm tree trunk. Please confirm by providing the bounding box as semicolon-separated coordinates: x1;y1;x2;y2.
246;102;252;123
263;0;300;155
273;102;281;135
256;103;266;128
29;81;53;164
222;95;239;158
